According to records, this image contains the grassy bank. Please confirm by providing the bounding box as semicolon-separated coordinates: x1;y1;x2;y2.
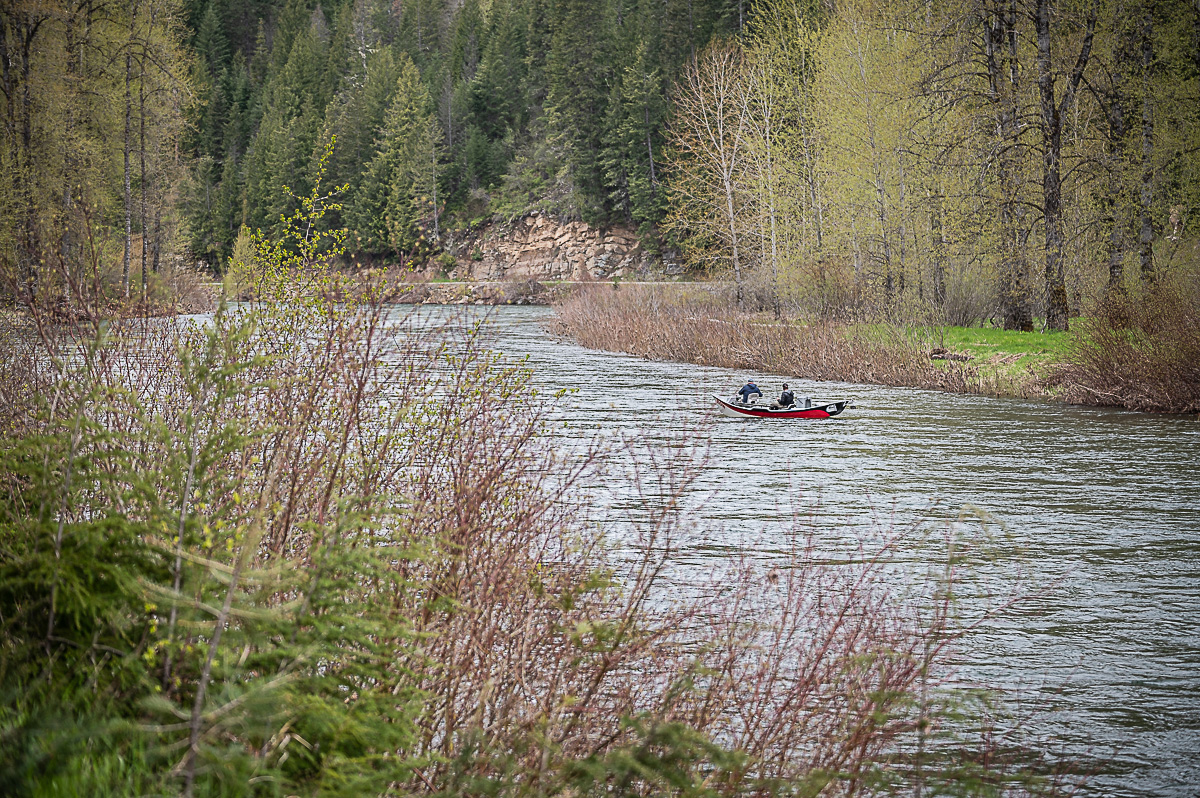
552;284;1200;413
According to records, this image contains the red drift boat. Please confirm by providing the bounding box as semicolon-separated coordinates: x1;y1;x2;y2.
713;394;854;420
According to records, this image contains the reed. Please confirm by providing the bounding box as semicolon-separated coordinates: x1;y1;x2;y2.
552;285;999;395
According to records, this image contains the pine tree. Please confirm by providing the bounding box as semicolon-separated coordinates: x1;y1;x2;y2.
546;0;615;220
242;23;329;238
347;55;438;257
601;35;668;235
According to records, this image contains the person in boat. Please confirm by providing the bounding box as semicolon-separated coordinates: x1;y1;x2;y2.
771;383;796;409
737;380;762;403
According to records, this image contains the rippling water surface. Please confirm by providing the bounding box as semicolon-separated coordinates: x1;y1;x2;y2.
407;304;1198;796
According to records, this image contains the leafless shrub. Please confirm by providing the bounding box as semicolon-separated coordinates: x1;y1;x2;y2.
145;260;215;314
499;278;549;304
0;316;46;436
6;276;1078;794
780;257;861;321
941;266;997;328
388;281;433;303
1050;281;1200;413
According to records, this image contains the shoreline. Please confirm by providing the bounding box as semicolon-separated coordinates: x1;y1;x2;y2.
548;284;1199;416
17;279;1195;416
549;287;1052;404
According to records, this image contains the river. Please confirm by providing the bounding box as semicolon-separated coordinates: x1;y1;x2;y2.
435;303;1199;797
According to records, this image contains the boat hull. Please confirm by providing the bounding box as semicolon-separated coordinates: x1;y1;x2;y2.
713;394;853;419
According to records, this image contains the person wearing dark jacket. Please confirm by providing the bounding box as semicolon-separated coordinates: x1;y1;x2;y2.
737;381;762;403
771;384;795;409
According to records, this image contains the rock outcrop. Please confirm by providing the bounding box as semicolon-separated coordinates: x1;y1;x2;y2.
443;213;671;281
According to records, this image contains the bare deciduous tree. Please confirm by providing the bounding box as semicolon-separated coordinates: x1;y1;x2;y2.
668;40;752;306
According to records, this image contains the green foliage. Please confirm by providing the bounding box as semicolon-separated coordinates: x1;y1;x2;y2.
166;0;746;273
346;55;439;258
1;0;193;302
1;172;433;796
557;714;746;797
322;48;403;233
244;136;348;295
9;0;1198;322
241;24;331;241
544;0;614;221
601;36;669;234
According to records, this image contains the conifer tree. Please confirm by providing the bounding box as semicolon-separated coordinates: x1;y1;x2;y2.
546;0;615;220
347;55;439;257
242;23;330;238
602;36;668;235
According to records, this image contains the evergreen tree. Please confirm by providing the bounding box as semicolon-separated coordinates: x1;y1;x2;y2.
546;0;615;220
450;0;486;82
601;35;668;236
193;0;230;79
346;55;439;257
242;23;330;237
324;48;404;235
471;0;529;141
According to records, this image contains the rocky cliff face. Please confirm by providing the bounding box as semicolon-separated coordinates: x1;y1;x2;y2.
443;213;673;281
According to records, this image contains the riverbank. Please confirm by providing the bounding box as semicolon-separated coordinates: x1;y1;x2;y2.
549;283;1052;400
385;278;569;305
550;284;1200;413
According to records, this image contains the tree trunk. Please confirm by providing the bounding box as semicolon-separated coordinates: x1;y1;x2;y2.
140;69;148;300
804;132;823;252
930;188;946;307
645;108;658;199
724;175;743;306
986;0;1032;331
1138;4;1155;282
1103;9;1133;298
7;15;46;302
897;152;910;297
123;47;133;299
62;11;78;310
1036;0;1096;332
1036;0;1068;331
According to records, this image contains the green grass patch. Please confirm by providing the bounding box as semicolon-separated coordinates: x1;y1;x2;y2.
934;324;1071;358
852;321;1077;398
928;323;1077;398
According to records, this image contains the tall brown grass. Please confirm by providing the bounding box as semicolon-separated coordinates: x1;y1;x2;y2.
1052;283;1200;413
552;285;990;395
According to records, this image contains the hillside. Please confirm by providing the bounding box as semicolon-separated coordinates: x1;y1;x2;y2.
2;0;1197;330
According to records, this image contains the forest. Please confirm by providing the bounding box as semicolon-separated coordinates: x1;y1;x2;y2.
2;0;1197;329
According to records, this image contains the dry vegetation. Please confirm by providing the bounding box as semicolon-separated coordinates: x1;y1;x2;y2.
553;282;1200;413
1050;283;1200;413
551;285;1039;398
2;229;216;322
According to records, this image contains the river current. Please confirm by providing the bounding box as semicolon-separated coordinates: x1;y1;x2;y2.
428;303;1199;798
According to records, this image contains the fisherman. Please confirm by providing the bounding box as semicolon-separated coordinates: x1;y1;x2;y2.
737;380;762;404
771;383;796;409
